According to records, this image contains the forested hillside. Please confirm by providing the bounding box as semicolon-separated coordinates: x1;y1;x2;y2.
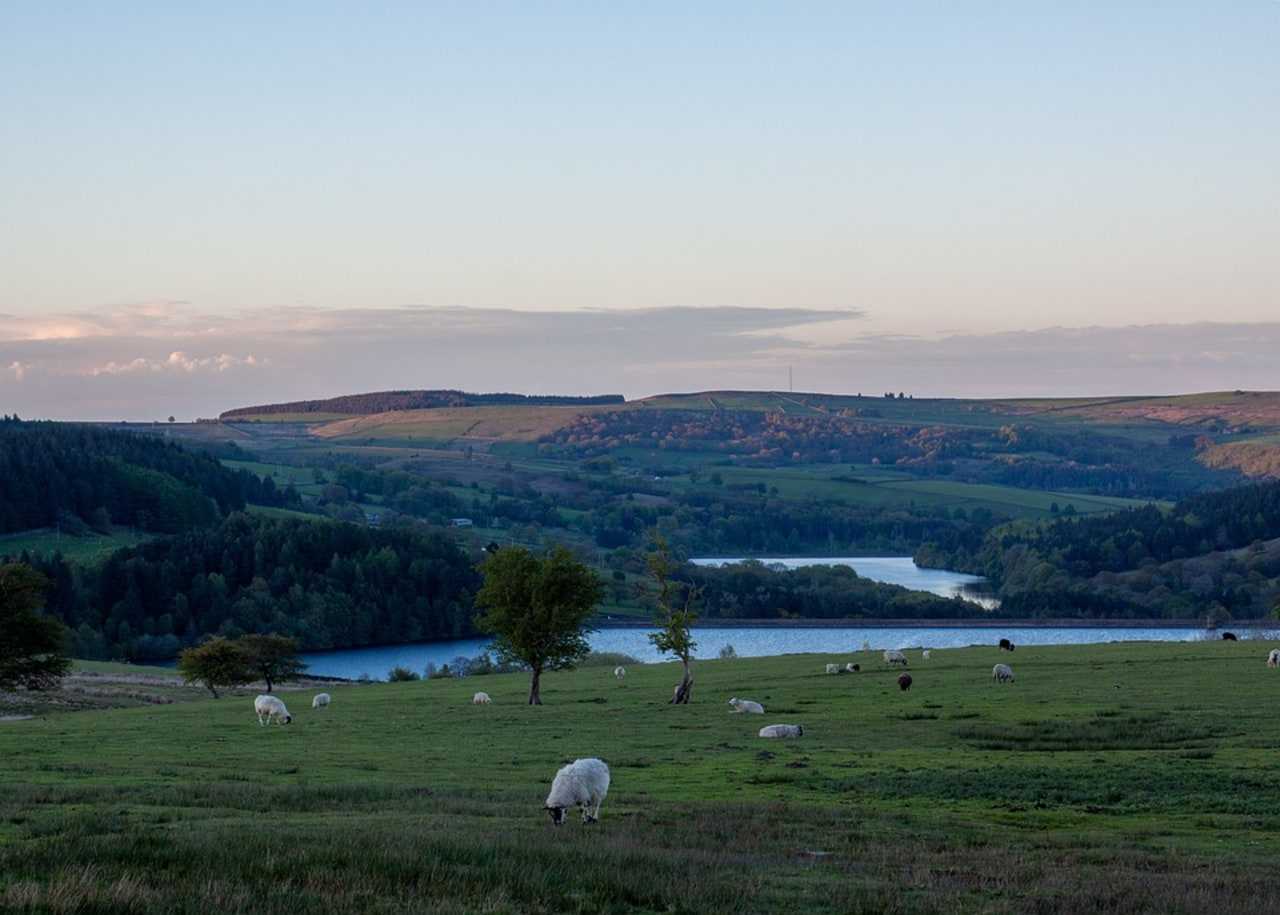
25;513;481;660
0;418;298;534
221;389;624;418
918;480;1280;620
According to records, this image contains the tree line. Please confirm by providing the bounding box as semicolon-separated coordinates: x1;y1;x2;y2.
22;513;480;660
0;418;299;535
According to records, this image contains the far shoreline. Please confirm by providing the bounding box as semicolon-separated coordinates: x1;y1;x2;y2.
595;617;1270;630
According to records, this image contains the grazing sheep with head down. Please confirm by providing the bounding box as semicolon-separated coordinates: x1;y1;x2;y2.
545;758;610;826
254;694;292;726
729;697;764;714
759;723;804;739
998;638;1015;651
472;691;492;705
897;673;912;691
311;693;330;709
1267;649;1279;669
992;663;1014;684
1222;632;1238;641
883;650;908;667
845;663;860;673
614;666;626;680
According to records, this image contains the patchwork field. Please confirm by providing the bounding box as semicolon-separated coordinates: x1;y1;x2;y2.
3;642;1279;913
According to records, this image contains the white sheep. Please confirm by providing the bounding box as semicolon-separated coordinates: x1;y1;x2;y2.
759;723;804;739
992;663;1014;684
728;697;764;714
883;649;908;667
545;758;610;826
1267;649;1279;669
472;691;492;705
311;693;330;709
254;694;292;726
845;662;860;673
825;663;840;675
921;650;931;660
614;666;626;680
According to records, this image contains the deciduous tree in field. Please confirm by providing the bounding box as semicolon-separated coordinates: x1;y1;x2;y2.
475;545;602;705
647;537;698;704
0;563;71;691
177;637;252;698
237;633;306;692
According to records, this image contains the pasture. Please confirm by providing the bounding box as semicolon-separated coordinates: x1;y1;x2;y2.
2;641;1279;913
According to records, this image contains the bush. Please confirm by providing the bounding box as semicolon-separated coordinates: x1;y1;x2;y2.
387;666;420;682
718;644;738;659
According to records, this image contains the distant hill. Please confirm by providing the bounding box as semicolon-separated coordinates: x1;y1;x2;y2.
220;389;625;419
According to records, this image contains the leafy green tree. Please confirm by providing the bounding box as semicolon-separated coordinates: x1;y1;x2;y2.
177;637;252;698
0;563;71;691
237;633;306;692
475;545;603;705
647;537;698;704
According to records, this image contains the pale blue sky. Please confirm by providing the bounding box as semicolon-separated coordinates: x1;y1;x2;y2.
2;4;1278;416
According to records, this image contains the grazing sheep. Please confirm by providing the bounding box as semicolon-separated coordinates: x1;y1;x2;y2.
825;663;840;674
758;724;804;739
472;691;492;705
614;666;626;680
992;663;1014;684
311;693;330;709
897;673;912;691
729;697;765;714
921;649;931;660
883;650;908;667
545;758;610;826
1221;632;1238;641
998;638;1015;651
254;694;292;726
845;663;860;673
1267;649;1279;669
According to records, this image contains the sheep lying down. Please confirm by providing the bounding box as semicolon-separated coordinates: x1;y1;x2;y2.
728;697;764;714
545;758;611;826
758;723;804;739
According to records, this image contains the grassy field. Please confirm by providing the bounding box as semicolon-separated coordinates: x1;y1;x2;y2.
3;642;1279;913
0;527;153;565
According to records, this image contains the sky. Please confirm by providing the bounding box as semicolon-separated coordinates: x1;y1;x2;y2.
2;3;1278;419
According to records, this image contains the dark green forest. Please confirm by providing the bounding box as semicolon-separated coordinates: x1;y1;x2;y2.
25;513;480;660
0;418;299;534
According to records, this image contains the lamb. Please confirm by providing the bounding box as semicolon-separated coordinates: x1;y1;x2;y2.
729;697;765;714
545;758;610;825
254;694;292;726
921;649;931;660
897;673;912;691
992;663;1014;683
614;666;626;680
758;724;804;739
883;650;908;667
472;691;492;705
1267;649;1279;669
845;663;860;673
825;663;840;674
998;638;1015;651
311;693;330;709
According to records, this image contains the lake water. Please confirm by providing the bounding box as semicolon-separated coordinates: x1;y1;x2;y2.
298;625;1227;680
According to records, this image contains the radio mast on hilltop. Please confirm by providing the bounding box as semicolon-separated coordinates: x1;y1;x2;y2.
788;366;793;392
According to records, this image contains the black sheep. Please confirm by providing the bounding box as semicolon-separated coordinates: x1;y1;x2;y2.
897;673;913;691
1221;632;1238;641
999;638;1015;651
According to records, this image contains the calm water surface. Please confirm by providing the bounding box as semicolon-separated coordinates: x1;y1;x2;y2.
690;556;994;604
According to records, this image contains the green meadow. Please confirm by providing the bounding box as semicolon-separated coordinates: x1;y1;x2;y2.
3;641;1280;913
